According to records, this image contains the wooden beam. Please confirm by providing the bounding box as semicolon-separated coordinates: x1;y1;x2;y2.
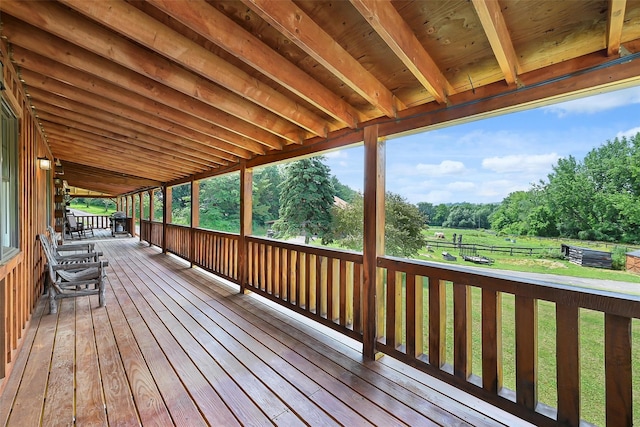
5;34;287;152
239;163;253;294
471;0;520;85
21;69;257;158
0;8;305;144
350;0;452;103
149;0;362;129
243;0;402;117
362;124;384;359
43;123;215;172
607;0;627;56
61;162;161;188
38;112;230;167
28;89;241;164
16;54;266;156
47;139;185;181
59;0;328;138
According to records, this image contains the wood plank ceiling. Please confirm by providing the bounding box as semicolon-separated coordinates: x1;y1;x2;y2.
1;0;640;196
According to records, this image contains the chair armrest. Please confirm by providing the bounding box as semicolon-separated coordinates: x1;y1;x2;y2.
57;243;96;252
53;261;109;271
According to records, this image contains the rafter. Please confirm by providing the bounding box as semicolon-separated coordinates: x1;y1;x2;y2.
607;0;627;56
148;0;362;129
22;70;250;161
21;67;267;157
243;0;402;118
350;0;453;103
471;0;520;85
3;33;284;152
0;5;305;144
58;0;329;137
27;87;249;162
42;121;222;170
16;49;274;155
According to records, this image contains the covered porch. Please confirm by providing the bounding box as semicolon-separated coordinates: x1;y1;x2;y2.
1;1;640;426
0;236;526;426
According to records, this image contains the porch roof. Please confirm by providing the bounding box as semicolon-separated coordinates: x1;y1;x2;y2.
2;0;640;196
0;234;529;426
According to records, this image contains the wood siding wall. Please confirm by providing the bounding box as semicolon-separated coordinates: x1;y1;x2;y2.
0;39;50;393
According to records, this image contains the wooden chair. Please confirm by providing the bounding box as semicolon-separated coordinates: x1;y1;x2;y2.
39;233;108;314
42;229;102;264
66;214;85;239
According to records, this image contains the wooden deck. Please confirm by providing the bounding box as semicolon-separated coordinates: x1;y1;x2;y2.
0;237;530;426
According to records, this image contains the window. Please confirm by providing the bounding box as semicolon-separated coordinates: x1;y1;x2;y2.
1;100;18;261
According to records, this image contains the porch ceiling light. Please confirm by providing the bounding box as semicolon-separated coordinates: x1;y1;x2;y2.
38;157;52;170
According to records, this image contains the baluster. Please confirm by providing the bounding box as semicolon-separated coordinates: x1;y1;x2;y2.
385;269;402;349
515;296;538;410
454;283;471;379
482;289;502;394
556;304;580;426
353;262;362;333
605;313;632;426
339;259;347;326
429;277;446;368
406;273;423;358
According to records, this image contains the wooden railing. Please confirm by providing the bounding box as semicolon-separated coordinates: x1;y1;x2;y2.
193;228;238;283
165;224;190;260
73;215;111;229
377;255;639;426
140;219;162;247
245;237;364;341
137;219;638;425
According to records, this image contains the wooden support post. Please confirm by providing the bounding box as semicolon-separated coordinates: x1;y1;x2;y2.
130;194;137;237
162;185;170;253
190;179;200;267
362;124;384;360
149;189;155;221
239;163;252;293
138;192;143;240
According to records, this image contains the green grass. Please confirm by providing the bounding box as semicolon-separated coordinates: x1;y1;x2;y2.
390;279;639;426
419;227;640;285
69;201;116;216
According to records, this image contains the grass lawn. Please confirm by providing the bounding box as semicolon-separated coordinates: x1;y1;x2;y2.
69;201;116;216
420;227;640;285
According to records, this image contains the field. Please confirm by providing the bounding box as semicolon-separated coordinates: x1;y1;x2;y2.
419;226;640;285
69;200;116;216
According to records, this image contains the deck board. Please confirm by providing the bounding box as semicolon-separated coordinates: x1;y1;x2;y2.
0;236;530;426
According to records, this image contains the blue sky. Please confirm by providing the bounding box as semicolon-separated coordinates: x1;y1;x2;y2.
323;85;640;205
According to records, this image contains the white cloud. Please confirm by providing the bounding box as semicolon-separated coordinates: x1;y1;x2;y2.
446;181;476;191
324;149;349;159
482;153;560;174
415;160;466;176
617;127;640;139
543;86;640;117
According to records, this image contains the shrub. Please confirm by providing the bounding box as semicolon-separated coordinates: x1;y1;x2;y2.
611;246;627;270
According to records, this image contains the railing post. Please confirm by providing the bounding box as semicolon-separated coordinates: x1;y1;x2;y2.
239;162;252;293
363;124;384;360
190;179;200;267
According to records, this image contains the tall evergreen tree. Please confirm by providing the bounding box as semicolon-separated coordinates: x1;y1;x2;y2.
275;157;335;244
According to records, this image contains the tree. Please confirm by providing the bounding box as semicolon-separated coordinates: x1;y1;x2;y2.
416;202;434;224
252;165;283;229
331;176;358;203
274;157;335;244
331;192;428;258
431;204;450;226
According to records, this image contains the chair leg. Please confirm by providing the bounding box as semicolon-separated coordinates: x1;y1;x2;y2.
48;285;58;314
